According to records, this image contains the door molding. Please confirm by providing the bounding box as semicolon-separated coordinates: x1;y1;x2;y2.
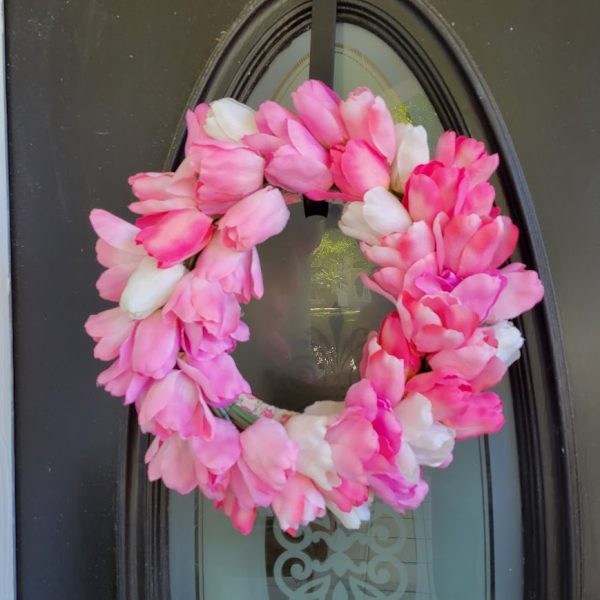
0;1;16;598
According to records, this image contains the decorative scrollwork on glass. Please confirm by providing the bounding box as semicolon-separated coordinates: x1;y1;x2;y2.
266;501;413;599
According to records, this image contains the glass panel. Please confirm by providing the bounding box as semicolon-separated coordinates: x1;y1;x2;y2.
169;22;522;600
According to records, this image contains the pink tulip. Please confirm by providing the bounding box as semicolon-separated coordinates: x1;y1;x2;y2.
217;487;258;535
377;311;421;375
89;208;145;301
398;292;479;353
164;273;242;334
180;320;249;359
178;354;250;408
128;159;197;209
428;327;506;392
164;272;248;358
130;311;179;379
192;418;241;500
146;435;198;494
217;186;290;251
85;307;135;361
340;87;396;162
439;214;518;277
404;161;496;224
359;333;406;405
342;380;429;511
137;369;215;440
188;140;265;215
194;231;264;303
291;79;347;148
330;140;390;201
240;418;298;491
486;263;544;322
272;473;326;535
135;209;213;268
435;131;499;186
243;101;334;197
359;222;438;302
184;103;211;154
407;371;505;439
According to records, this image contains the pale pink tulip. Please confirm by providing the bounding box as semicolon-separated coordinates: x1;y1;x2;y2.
291;79;347;148
340;87;396;162
435;131;499;186
217;186;290;251
330;140;390;201
194;231;264;303
89;208;145;301
189;140;265;215
272;473;326;535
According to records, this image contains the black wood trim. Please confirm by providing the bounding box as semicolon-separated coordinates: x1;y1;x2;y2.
303;0;337;218
120;1;581;599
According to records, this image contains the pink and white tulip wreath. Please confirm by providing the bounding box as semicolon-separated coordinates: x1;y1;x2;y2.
86;80;544;535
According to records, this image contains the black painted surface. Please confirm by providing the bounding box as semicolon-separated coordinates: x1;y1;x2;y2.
7;2;249;599
7;1;599;599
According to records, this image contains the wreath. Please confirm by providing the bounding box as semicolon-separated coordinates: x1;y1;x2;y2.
86;80;544;535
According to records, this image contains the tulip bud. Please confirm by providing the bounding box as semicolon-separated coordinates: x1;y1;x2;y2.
120;257;186;319
391;123;429;193
203;98;258;142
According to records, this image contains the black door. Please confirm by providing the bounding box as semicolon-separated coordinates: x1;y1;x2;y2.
7;1;598;599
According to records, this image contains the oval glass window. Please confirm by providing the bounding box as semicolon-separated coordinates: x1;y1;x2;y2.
168;22;523;600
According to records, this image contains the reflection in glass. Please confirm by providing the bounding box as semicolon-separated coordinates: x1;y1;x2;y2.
169;22;522;600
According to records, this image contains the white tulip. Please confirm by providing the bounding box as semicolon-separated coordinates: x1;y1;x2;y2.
338;187;412;244
338;201;380;245
285;414;341;491
390;123;429;193
203;98;258;142
328;500;371;529
119;257;186;320
490;320;524;366
395;393;455;468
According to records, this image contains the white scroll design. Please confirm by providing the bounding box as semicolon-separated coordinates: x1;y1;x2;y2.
271;501;416;599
